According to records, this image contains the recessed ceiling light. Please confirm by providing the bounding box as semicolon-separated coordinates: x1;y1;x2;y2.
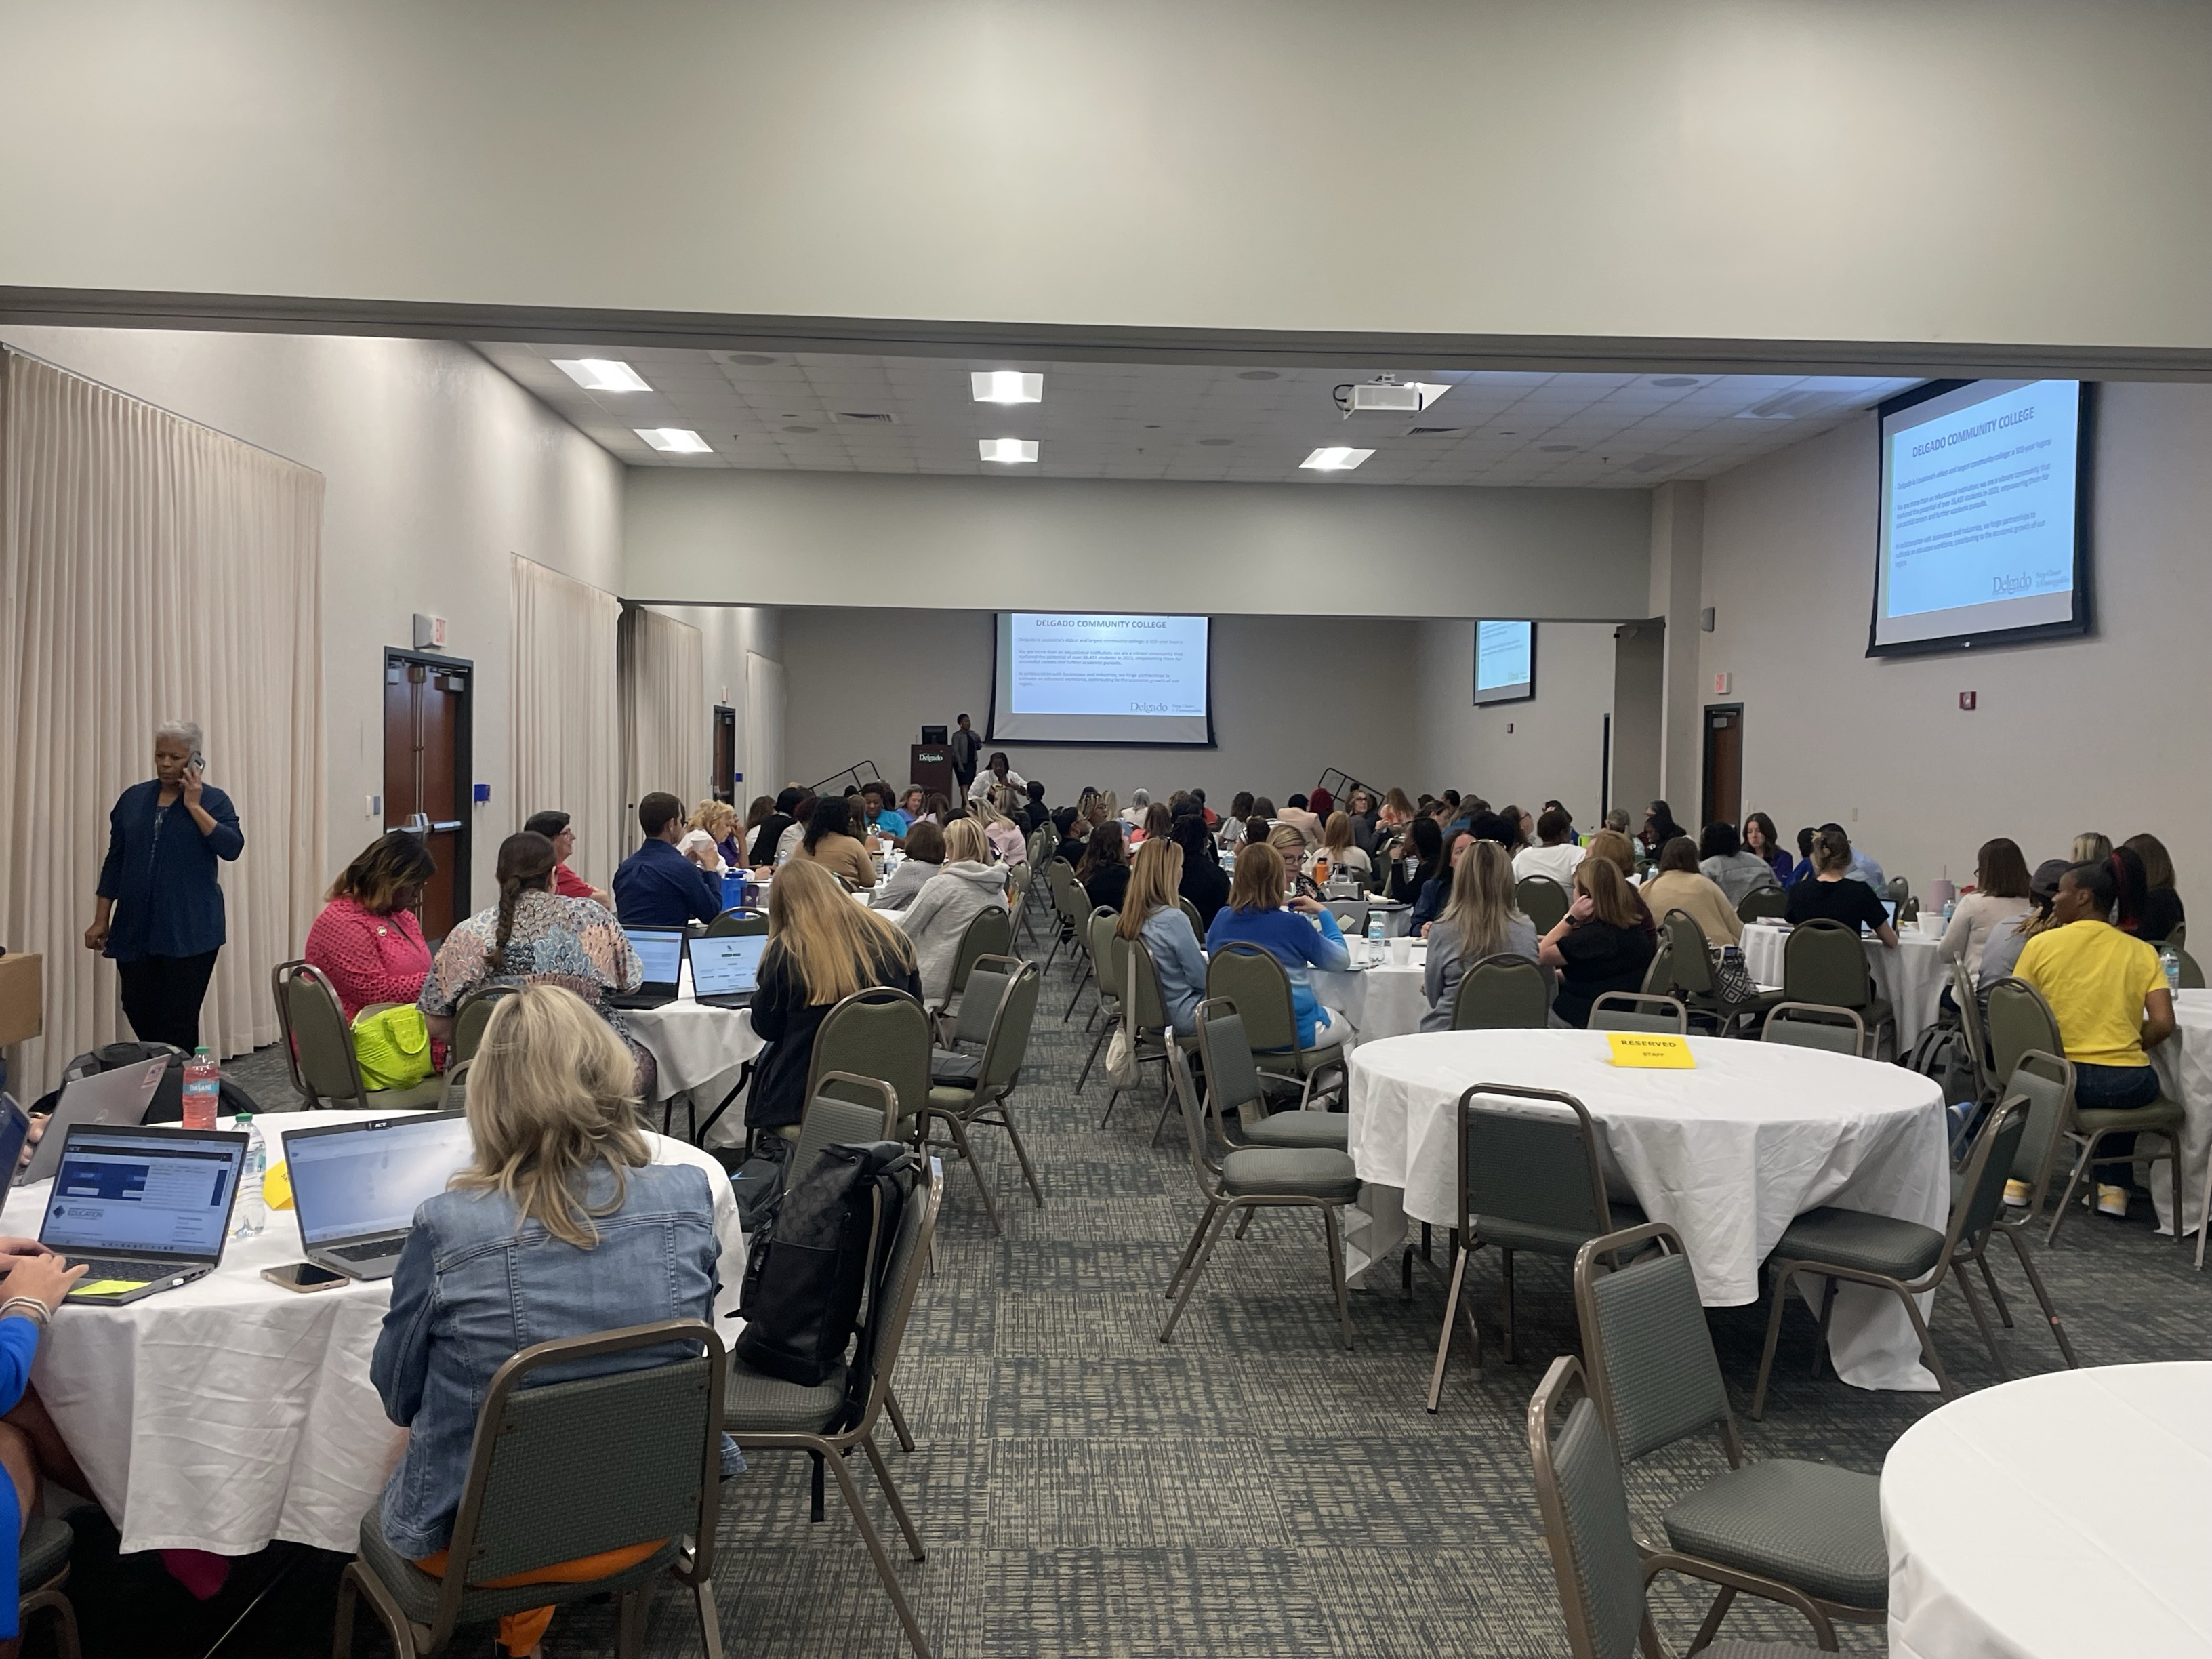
554;358;651;392
634;428;712;454
1238;369;1282;381
971;371;1044;405
726;352;779;366
1651;375;1700;388
1301;446;1374;472
979;438;1039;464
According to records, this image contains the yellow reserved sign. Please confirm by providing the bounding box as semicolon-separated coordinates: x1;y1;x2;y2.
1606;1033;1696;1069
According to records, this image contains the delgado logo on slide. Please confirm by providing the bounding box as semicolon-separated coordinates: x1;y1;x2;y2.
1990;571;2034;597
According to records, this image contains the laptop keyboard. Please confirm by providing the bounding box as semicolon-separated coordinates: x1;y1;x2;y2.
77;1258;194;1283
327;1239;403;1262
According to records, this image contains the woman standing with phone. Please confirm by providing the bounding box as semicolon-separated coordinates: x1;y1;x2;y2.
84;720;244;1052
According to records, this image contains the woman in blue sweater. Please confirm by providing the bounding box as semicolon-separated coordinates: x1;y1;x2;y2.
0;1244;86;1640
1204;840;1350;1047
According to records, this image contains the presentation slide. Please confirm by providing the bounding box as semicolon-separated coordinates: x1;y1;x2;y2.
1872;380;2090;653
1473;619;1536;705
990;613;1213;745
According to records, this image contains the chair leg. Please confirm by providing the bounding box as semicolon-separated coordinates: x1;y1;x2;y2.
2046;1136;2100;1248
692;1572;726;1659
1975;1244;2015;1329
1498;1248;1516;1365
335;1563;417;1659
861;1431;926;1563
1233;1207;1256;1240
1426;1244;1477;1412
1160;1204;1232;1343
945;1115;1002;1236
2001;1225;2081;1368
996;1110;1045;1206
615;1582;652;1659
1076;1021;1111;1094
886;1385;916;1452
1808;1274;1839;1376
1952;1258;2009;1382
2171;1140;2185;1249
1683;1585;1737;1657
24;1589;83;1659
1100;1083;1122;1128
1750;1263;1795;1420
1322;1204;1353;1351
1894;1281;1958;1401
825;1441;935;1659
1166;1200;1221;1299
811;1449;827;1522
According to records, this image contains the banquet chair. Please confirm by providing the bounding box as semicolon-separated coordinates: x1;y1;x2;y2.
1205;945;1347;1109
1425;1085;1644;1412
925;960;1044;1235
449;983;514;1069
933;903;1012;1036
702;908;769;938
1948;960;1994;1106
1736;884;1789;924
1973;1050;2082;1367
1120;938;1203;1138
1641;939;1675;996
334;1321;729;1659
1663;912;1781;1036
1177;895;1206;937
1572;1223;1887;1647
17;1514;80;1659
1780;921;1892;1058
727;1160;941;1659
805;988;932;1145
1515;875;1570;933
792;1074;901;1185
1885;876;1912;914
2180;946;2207;989
1451;954;1551;1031
1158;1045;1357;1351
1981;975;2057;1090
1587;992;1688;1034
1040;860;1082;976
937;954;1019;1084
1194;997;1347;1152
1528;1356;1834;1659
1758;1002;1866;1057
271;961;447;1112
1076;916;1126;1094
1750;1097;2028;1414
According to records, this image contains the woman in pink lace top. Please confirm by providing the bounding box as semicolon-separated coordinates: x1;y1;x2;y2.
304;832;438;1023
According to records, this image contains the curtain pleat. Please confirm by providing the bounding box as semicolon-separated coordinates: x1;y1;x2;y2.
619;606;707;812
0;348;326;1096
510;556;623;890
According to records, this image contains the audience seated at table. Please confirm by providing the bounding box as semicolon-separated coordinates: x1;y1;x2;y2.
2072;831;2112;865
1818;821;1887;888
1274;794;1322;847
1204;841;1350;1047
1411;827;1477;934
977;793;1030;863
613;793;724;928
1643;836;1744;945
1269;823;1325;902
1788;824;1817;884
1511;807;1583;887
1539;857;1658;1029
1784;827;1899;945
1638;798;1685;855
1385;816;1445;906
0;1242;90;1636
746;859;922;1133
874;819;943;909
1079;820;1132;912
1171;813;1229;934
1122;838;1205;1036
861;781;909;844
371;983;739;1659
1217;792;1256;850
1742;811;1792;884
1422;841;1542;1033
1119;789;1152;827
748;787;803;867
677;798;740;874
523;809;613;910
304;830;439;1024
968;750;1025;803
1129;801;1172;847
1309;811;1371;881
1345;787;1379;851
1697;821;1777;907
1051;806;1087;867
1981;859;2068;986
2017;857;2176;1218
792;794;878;892
2121;833;2186;943
895;819;1012;1000
1938;838;2033;988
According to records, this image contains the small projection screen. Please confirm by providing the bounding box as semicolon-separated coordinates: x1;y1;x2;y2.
1473;619;1536;705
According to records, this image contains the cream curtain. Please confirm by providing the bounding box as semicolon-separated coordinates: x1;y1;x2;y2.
510;556;623;890
619;605;706;811
0;348;326;1095
745;649;787;796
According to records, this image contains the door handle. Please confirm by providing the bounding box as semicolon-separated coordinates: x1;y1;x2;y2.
430;820;462;833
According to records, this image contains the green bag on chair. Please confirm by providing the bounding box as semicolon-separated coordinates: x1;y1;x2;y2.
351;1004;433;1091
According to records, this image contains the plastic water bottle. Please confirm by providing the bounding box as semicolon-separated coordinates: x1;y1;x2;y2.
2161;945;2182;998
231;1113;266;1241
1366;909;1385;966
1942;895;1956;924
181;1047;221;1130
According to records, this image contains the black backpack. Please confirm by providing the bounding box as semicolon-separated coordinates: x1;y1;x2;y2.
33;1041;262;1124
735;1139;916;1408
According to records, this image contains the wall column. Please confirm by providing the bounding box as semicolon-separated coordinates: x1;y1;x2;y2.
1646;480;1706;817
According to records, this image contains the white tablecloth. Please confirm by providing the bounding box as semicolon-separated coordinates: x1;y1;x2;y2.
2148;989;2212;1239
2;1109;746;1557
1738;922;1948;1046
1313;945;1430;1044
626;979;762;1151
1345;1029;1950;1390
1883;1361;2212;1658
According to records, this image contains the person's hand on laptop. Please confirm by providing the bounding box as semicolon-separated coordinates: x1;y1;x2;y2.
0;1238;49;1261
1;1251;86;1313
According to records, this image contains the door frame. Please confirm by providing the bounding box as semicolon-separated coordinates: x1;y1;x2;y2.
1700;701;1744;831
384;647;475;926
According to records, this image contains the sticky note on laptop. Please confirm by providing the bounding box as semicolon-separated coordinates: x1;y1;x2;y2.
70;1279;154;1298
1606;1033;1694;1069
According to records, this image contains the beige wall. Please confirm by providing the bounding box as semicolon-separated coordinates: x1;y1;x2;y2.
1698;382;2212;920
1414;621;1621;827
0;326;626;901
7;3;2211;362
639;603;784;802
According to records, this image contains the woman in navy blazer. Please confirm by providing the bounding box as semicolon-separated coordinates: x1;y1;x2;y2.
85;720;243;1051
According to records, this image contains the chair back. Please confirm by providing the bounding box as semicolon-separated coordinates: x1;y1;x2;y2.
1571;1222;1736;1465
1177;895;1206;937
974;961;1043;1098
703;909;769;939
1124;926;1171;1035
1194;996;1268;1136
1950;959;1991;1100
1516;876;1570;933
1759;1000;1866;1054
1457;1084;1613;1250
426;1321;724;1650
944;905;1015;1000
1660;911;1715;997
1528;1355;1654;1659
805;987;931;1140
1948;1095;2030;1256
1586;993;1687;1034
1325;897;1370;937
950;953;1021;1048
2003;1049;2075;1209
1047;859;1082;927
1886;875;1912;911
1736;884;1788;923
272;960;365;1108
846;1158;941;1437
1205;945;1299;1054
1452;954;1550;1030
450;983;514;1067
1984;975;2061;1089
792;1073;899;1185
1782;918;1872;1010
1086;911;1128;1008
2182;947;2207;990
1165;1032;1225;1189
1639;937;1674;995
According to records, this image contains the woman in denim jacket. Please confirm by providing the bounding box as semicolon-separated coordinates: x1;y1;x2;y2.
371;984;740;1659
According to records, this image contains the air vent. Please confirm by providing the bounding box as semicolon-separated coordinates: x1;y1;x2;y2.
1404;426;1463;437
832;411;899;425
719;352;780;367
1736;389;1842;421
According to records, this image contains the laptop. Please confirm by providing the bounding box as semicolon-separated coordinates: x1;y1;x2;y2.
0;1096;31;1187
41;1124;249;1305
609;926;685;1009
17;1059;170;1186
282;1109;474;1280
1868;899;1900;937
687;933;766;1010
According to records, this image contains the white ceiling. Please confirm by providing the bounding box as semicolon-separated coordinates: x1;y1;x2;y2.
472;341;1919;488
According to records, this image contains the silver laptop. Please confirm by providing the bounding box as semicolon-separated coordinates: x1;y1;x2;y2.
609;926;685;1009
41;1124;248;1304
282;1109;474;1280
687;933;766;1010
18;1059;169;1186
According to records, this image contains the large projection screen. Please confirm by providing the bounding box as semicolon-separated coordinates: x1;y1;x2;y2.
989;613;1214;746
1473;619;1536;705
1870;379;2093;655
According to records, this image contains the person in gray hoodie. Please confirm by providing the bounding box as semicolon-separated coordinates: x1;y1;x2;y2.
872;819;945;910
896;817;1012;999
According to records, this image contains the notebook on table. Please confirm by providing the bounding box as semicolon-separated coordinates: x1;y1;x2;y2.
281;1109;474;1281
41;1124;249;1305
609;926;685;1009
687;933;766;1010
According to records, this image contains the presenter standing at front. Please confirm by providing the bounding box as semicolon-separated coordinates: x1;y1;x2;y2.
84;720;244;1052
949;712;981;799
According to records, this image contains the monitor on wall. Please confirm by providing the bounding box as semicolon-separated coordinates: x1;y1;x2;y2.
1473;619;1536;705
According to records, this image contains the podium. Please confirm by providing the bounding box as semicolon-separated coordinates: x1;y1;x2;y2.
909;745;953;802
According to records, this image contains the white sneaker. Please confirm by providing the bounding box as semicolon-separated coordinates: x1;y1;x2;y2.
2097;1184;2129;1218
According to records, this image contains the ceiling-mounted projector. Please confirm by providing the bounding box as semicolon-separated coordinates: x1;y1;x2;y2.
1336;380;1452;418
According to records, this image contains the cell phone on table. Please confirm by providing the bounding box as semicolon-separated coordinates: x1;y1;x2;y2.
262;1262;348;1294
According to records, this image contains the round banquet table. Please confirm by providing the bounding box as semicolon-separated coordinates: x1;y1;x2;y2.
2148;988;2212;1241
1345;1029;1950;1390
1738;920;1948;1048
1313;942;1431;1044
625;974;763;1149
0;1109;747;1559
1881;1361;2212;1658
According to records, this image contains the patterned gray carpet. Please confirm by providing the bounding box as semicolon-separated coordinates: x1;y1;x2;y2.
196;958;2211;1658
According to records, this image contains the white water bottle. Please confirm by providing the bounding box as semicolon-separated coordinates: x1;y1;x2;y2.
1366;909;1385;964
231;1113;267;1240
2160;945;2182;998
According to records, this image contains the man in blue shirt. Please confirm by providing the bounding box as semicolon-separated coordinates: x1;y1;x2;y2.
1817;821;1885;889
613;792;722;928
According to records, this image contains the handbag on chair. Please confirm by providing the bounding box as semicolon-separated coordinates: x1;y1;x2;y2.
350;1004;434;1091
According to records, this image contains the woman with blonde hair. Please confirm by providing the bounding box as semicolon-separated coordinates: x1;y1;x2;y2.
1269;823;1324;902
371;983;739;1659
1579;828;1640;884
897;817;1013;999
1422;840;1541;1032
1538;855;1658;1027
1204;840;1350;1047
1309;811;1372;882
746;859;922;1131
679;798;740;873
1120;836;1206;1034
980;789;1030;863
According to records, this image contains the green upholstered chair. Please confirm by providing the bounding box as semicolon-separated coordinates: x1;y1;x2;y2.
933;903;1012;1034
1450;954;1550;1031
1736;884;1789;923
1758;1001;1866;1056
701;909;769;939
272;961;446;1112
1587;992;1688;1034
1664;910;1781;1036
805;988;931;1146
1780;919;1891;1057
924;960;1044;1235
1203;945;1347;1109
18;1514;80;1659
1193;996;1347;1153
1075;916;1126;1094
1516;874;1570;933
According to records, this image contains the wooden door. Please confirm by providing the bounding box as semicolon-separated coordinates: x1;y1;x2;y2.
1701;703;1744;831
384;653;474;940
712;705;737;804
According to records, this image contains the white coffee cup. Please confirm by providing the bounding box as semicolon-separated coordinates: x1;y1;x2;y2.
1387;936;1414;967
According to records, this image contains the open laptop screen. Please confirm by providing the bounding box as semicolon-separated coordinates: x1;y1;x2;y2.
41;1127;245;1261
623;927;685;988
689;934;767;998
285;1112;475;1247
